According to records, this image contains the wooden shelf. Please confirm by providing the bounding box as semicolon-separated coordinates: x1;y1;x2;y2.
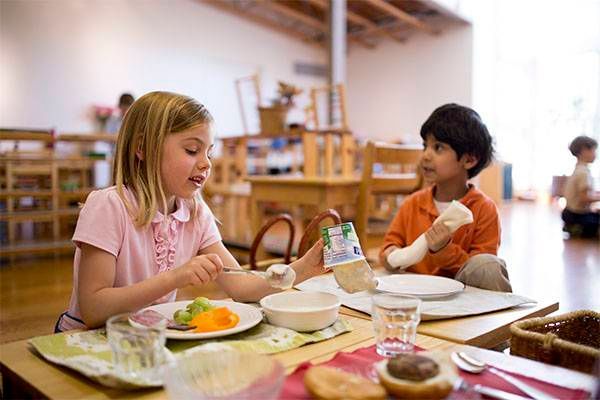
57;133;117;143
0;208;80;222
0;190;53;199
0;130;53;142
1;133;114;257
0;240;74;256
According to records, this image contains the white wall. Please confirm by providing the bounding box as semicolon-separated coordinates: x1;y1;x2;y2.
347;23;473;143
0;0;326;137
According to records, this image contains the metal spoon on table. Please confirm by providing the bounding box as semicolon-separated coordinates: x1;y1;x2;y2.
222;265;296;290
451;351;554;400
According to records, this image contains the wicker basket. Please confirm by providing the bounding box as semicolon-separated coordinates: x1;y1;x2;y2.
510;310;600;374
258;106;288;136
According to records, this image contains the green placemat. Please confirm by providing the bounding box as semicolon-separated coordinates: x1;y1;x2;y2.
29;318;352;390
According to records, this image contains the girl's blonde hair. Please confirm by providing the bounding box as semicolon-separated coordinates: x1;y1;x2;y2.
113;91;213;226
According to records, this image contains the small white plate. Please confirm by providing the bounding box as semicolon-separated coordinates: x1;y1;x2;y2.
376;274;464;299
139;300;263;340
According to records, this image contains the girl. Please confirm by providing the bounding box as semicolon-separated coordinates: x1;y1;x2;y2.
56;91;325;331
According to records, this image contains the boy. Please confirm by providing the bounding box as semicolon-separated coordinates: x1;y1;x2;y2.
379;103;511;292
562;135;599;238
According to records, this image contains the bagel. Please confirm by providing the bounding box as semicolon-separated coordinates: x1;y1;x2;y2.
304;365;387;400
375;351;458;399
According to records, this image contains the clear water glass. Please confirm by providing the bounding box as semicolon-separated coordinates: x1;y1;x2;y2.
371;293;421;357
106;313;167;383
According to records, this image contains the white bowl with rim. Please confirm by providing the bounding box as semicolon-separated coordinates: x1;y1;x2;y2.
259;291;341;332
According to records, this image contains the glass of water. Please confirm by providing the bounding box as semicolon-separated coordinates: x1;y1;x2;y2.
106;313;167;383
371;293;421;357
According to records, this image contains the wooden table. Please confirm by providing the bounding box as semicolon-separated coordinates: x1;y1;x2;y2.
247;175;361;234
341;300;559;349
0;314;450;399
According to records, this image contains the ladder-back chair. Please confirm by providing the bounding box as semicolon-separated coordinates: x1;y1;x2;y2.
355;141;423;253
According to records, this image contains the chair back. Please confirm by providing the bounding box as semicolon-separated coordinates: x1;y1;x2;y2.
297;209;342;258
248;213;295;270
355;140;423;250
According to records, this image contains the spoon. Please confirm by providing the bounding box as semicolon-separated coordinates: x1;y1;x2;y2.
451;352;554;400
222;265;296;290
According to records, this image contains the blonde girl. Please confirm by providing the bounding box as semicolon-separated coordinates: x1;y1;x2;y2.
56;91;324;331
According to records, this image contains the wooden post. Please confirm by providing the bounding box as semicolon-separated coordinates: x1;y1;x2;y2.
341;133;355;177
302;131;318;177
324;133;335;177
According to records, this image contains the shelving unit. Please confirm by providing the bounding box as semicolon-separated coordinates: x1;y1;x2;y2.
205;129;357;254
0;131;116;257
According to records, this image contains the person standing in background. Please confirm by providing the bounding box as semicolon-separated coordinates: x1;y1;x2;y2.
106;93;135;134
94;93;135;188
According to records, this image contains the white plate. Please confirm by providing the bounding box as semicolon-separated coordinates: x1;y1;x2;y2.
376;274;464;299
140;300;263;340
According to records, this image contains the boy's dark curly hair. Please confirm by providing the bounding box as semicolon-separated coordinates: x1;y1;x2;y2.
568;135;597;157
420;103;494;178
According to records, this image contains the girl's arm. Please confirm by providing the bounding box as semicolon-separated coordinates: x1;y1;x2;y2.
78;243;222;328
205;239;325;303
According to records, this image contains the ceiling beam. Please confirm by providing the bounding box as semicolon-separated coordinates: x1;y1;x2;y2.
308;0;403;43
202;0;322;48
258;0;374;49
362;0;437;35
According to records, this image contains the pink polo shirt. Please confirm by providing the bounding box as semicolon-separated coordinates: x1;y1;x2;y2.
58;186;221;331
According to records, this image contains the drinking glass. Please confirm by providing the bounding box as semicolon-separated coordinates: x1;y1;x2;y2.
106;313;167;383
371;293;421;357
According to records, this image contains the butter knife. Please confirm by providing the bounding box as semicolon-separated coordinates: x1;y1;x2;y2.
456;379;531;400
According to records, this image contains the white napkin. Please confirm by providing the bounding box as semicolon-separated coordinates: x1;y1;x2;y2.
387;200;473;269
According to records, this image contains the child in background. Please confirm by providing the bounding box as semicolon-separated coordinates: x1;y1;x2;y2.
562;136;600;238
106;93;135;134
380;103;511;292
56;91;325;331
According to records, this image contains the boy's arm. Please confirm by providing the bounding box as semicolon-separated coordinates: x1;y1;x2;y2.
424;201;500;276
379;204;409;271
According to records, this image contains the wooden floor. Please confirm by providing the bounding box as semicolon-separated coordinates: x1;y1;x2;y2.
0;201;598;344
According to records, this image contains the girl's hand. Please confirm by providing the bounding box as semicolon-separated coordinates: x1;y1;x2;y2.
294;238;325;280
172;254;223;288
425;222;452;253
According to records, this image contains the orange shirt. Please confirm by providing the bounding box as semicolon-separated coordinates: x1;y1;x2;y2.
380;185;501;277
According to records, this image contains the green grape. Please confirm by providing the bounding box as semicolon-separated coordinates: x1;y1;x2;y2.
173;309;192;325
186;303;204;317
192;297;215;312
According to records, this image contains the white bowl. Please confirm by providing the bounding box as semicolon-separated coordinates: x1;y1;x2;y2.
259;291;341;332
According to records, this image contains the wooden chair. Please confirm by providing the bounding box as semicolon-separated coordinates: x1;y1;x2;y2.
355;141;423;255
247;213;295;270
241;209;340;272
309;83;348;131
297;208;342;258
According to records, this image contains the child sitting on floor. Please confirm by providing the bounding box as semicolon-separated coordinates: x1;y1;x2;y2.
562;135;600;238
379;103;512;292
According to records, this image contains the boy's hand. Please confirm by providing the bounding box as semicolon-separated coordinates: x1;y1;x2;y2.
425;222;452;253
173;254;223;288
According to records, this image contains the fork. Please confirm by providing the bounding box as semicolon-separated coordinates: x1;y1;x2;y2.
457;352;555;400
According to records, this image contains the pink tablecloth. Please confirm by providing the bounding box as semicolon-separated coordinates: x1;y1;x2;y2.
279;345;590;399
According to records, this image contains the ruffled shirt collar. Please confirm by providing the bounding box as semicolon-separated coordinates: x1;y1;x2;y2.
151;198;191;279
151;197;191;224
